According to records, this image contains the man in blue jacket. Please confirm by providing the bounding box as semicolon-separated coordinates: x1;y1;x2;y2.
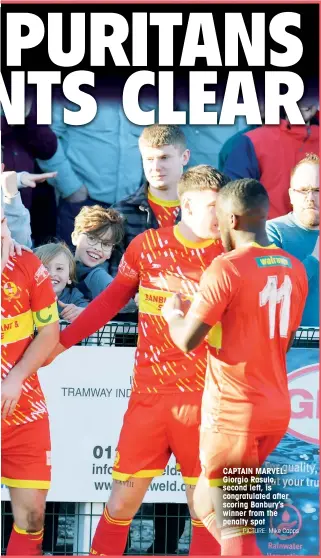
266;153;319;327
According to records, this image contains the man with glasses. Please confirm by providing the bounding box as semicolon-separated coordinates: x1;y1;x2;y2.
266;153;319;326
222;103;319;219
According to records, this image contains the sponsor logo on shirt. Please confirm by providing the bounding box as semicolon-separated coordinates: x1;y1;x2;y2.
139;286;193;315
256;255;292;268
1;311;34;343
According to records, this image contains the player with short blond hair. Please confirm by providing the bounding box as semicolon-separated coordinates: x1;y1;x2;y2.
113;124;190;248
45;165;230;556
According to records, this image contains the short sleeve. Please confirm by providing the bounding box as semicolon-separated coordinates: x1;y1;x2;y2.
24;253;59;327
117;233;143;285
190;258;241;327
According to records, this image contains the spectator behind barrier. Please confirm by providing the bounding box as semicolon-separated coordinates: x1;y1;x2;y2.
1;169;32;248
222;103;319;219
36;99;156;246
177;100;254;171
34;243;89;323
1;99;59;243
1;167;59;248
112;124;190;250
266;153;319;327
218;102;266;172
71;205;125;301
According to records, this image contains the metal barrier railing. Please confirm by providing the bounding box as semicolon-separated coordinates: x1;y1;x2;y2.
1;501;190;556
292;325;319;347
60;320;138;347
1;324;319;555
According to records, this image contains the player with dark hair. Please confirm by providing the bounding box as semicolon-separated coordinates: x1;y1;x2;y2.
162;178;308;556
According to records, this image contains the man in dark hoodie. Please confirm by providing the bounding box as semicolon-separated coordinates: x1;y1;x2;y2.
112;124;190;250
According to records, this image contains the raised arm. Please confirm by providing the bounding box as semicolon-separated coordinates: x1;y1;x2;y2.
1;171;32;248
162;294;211;353
162;258;237;352
60;275;137;348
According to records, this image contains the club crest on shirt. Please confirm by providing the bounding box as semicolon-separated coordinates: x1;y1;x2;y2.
2;281;20;301
34;264;49;286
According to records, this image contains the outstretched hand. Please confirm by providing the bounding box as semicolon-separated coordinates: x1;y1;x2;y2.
20;171;58;188
58;301;85;322
9;240;33;258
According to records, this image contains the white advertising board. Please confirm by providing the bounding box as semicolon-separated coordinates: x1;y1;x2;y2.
1;347;318;503
1;347;186;503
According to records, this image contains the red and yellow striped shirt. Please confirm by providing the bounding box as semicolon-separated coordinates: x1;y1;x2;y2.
148;191;180;227
118;225;223;394
1;252;59;427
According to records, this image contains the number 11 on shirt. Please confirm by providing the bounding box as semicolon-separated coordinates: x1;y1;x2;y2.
260;275;292;339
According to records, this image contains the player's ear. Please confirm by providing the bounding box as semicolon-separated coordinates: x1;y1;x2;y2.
182;149;190;166
230;213;238;230
288;188;294;206
182;196;192;216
